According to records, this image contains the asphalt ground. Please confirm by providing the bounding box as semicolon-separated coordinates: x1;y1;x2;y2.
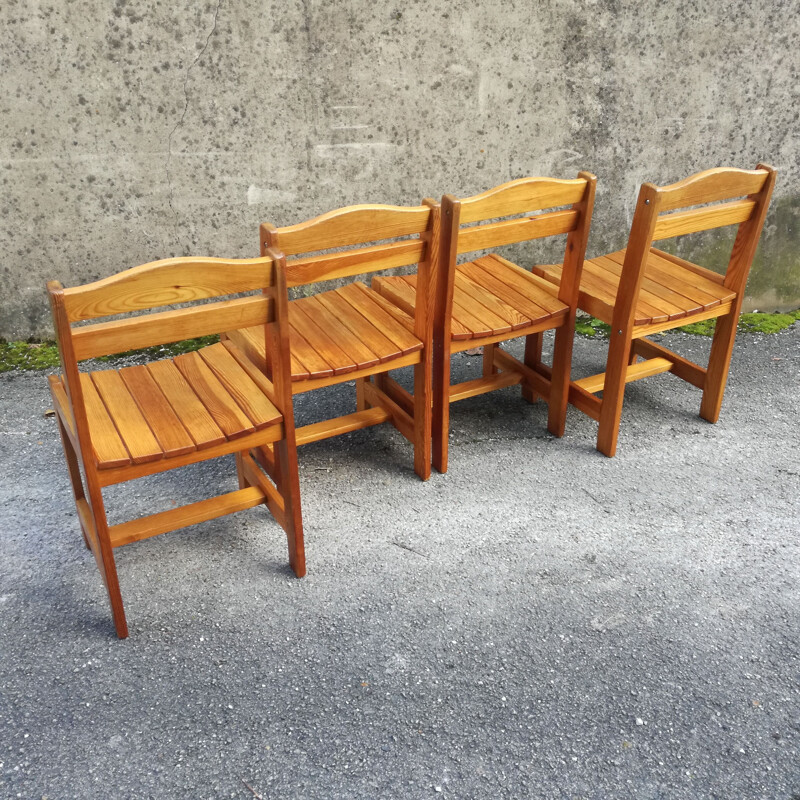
1;329;798;799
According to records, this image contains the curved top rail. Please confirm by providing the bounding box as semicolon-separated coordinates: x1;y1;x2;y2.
59;256;275;322
656;166;772;213
457;175;591;224
270;203;432;256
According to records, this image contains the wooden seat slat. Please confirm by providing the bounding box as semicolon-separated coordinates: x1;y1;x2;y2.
198;343;282;429
454;271;531;331
287;317;335;380
173;351;256;440
594;251;704;316
589;256;690;321
372;275;473;340
119;365;197;458
315;289;406;360
582;259;666;324
337;283;423;355
450;272;515;336
90;370;163;465
303;294;382;370
289;297;359;376
78;373;132;469
146;359;227;449
643;250;735;306
477;255;568;315
459;259;559;324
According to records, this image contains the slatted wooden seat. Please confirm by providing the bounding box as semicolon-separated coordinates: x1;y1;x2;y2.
225;203;439;480
531;164;777;456
230;281;423;381
48;256;304;638
373;175;596;473
535;248;736;327
375;253;567;341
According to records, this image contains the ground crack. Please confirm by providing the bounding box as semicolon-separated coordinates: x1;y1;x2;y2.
166;0;223;226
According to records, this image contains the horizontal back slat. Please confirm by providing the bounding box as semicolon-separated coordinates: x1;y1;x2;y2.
72;296;271;360
458;177;587;224
457;209;579;255
285;239;425;287
657;167;769;213
63;257;274;322
274;204;431;256
653;199;756;241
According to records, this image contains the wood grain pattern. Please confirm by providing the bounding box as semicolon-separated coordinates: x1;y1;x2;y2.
72;296;271;361
146;359;227;449
119;365;197;458
90;370;163;465
657;167;769;212
458;177;587;224
274;204;430;256
173;351;256;439
64;257;274;322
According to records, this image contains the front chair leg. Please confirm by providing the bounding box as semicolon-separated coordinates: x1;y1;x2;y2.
596;331;632;458
699;310;739;423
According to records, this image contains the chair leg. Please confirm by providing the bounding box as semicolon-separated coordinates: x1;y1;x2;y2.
55;417;91;550
272;438;306;577
85;478;129;638
521;332;543;403
432;336;451;474
547;323;573;438
412;357;432;481
482;343;497;377
356;377;368;411
699;309;739;424
596;331;632;458
235;452;248;490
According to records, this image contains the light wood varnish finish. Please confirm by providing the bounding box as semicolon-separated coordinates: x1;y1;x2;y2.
532;164;777;456
47;255;304;638
372;174;596;473
225;202;440;480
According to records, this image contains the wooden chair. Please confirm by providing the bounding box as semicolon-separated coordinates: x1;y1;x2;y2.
373;175;596;473
224;203;439;480
532;164;777;457
47;255;304;638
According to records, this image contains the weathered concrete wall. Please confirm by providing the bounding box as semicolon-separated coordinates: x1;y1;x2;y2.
2;0;798;338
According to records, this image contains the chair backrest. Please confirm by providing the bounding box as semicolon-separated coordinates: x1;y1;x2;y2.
441;173;597;308
614;164;777;329
260;202;440;343
48;255;289;455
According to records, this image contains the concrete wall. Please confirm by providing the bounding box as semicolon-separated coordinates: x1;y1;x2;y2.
2;0;799;339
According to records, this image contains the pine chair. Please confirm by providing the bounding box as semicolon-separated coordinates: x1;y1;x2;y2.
47;255;304;638
373;174;596;473
532;164;777;457
224;202;440;480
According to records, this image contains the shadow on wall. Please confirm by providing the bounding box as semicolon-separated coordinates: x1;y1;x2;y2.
657;194;800;313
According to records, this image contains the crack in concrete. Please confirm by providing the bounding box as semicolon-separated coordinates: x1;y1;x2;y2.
166;0;223;229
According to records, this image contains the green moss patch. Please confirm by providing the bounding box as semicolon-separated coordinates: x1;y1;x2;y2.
575;317;611;338
0;335;220;373
574;311;800;339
